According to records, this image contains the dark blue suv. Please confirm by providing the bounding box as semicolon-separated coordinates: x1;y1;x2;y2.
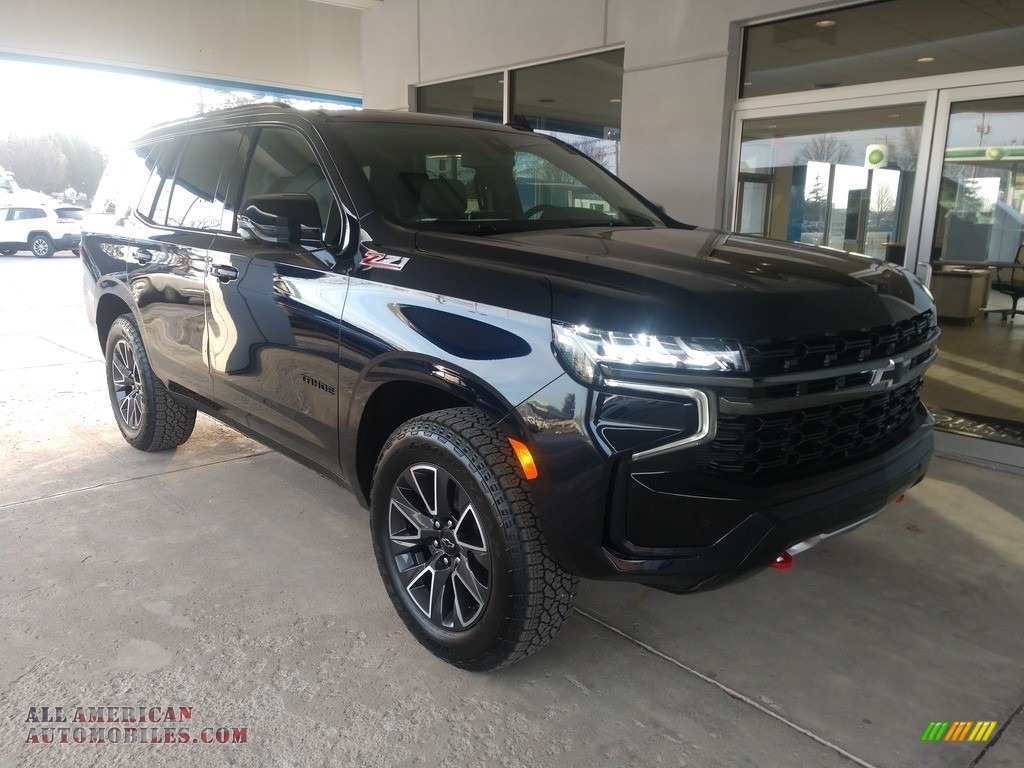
82;105;939;669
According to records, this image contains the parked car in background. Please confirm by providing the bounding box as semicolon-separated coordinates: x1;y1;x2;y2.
0;203;85;257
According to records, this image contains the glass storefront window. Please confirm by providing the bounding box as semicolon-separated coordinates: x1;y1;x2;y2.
417;51;624;173
738;105;924;260
511;49;623;173
742;0;1024;99
417;73;504;124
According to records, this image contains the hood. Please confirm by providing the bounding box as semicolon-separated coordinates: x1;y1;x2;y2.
415;227;932;339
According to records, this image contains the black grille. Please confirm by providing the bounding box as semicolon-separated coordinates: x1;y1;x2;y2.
742;311;936;375
697;378;923;483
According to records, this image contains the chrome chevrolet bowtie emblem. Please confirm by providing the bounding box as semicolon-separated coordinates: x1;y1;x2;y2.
870;359;900;387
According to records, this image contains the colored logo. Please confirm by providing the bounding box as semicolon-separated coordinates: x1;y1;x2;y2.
360;250;410;271
921;721;997;742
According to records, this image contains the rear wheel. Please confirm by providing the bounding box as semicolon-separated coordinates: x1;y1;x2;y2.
370;407;577;671
0;248;16;256
104;315;196;451
29;234;54;258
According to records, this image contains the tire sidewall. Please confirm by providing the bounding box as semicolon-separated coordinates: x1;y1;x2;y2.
371;429;520;666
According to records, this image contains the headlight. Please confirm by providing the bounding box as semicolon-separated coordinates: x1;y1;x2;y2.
552;322;747;384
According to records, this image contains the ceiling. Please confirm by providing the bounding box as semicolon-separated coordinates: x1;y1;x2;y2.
308;0;382;10
743;0;1024;98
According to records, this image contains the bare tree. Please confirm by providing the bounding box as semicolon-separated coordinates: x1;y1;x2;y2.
796;134;851;166
873;184;896;215
891;127;921;171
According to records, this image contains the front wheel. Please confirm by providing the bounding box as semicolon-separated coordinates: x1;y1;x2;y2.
29;234;54;258
370;407;577;671
104;315;197;451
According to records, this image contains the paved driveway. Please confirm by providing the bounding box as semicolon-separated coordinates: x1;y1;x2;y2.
1;254;1022;767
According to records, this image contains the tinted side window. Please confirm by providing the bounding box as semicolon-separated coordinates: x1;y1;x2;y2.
166;130;243;231
241;127;334;229
135;140;176;222
149;140;180;226
90;144;159;221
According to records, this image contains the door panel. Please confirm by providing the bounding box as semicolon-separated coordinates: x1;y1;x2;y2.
206;236;348;469
128;230;213;396
128;130;245;399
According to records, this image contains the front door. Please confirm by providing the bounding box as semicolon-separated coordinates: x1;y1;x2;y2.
205;125;351;472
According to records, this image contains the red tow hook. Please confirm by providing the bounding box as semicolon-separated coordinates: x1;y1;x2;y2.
771;551;794;570
895;494;905;503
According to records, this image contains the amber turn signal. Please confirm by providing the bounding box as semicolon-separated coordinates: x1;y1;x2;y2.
508;438;539;480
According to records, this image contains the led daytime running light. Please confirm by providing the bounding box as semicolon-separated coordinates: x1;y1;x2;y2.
553;322;746;384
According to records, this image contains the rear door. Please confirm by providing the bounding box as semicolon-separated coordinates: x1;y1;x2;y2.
127;129;245;399
0;207;45;246
205;123;353;473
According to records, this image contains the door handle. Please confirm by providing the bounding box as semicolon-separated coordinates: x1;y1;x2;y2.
135;249;154;264
211;264;239;282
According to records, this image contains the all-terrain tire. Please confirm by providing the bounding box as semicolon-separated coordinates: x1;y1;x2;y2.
104;314;197;451
370;407;577;671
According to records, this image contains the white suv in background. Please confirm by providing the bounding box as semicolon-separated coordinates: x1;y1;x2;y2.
0;203;85;258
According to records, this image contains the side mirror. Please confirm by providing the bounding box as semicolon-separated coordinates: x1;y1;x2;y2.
238;193;323;246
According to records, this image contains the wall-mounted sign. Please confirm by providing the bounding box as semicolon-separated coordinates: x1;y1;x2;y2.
865;144;889;169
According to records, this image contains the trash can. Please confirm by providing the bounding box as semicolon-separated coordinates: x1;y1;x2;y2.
929;268;991;323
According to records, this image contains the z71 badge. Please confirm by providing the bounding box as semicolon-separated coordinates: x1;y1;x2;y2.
360;250;410;271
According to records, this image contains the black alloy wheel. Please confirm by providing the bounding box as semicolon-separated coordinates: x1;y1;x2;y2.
387;462;493;630
104;315;197;451
370;407;577;671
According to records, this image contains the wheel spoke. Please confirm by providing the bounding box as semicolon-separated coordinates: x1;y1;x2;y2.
119;391;133;423
454;504;487;554
431;561;461;628
409;464;438;516
111;359;131;387
401;560;437;618
113;344;132;382
111;339;145;432
389;492;434;545
453;558;489;616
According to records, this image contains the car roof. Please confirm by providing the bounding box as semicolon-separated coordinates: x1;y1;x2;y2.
0;202;83;211
132;103;525;145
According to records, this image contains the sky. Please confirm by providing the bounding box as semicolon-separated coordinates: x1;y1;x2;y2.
0;59;355;157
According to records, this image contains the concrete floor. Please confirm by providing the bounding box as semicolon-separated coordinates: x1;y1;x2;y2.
1;254;1023;768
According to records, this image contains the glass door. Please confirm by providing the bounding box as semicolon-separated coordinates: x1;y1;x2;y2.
736;104;926;262
928;95;1024;266
920;87;1024;435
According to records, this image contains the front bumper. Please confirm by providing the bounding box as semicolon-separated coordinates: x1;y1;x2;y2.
602;405;933;592
516;373;934;593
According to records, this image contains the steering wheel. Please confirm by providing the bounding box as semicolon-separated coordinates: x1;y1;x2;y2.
523;203;559;220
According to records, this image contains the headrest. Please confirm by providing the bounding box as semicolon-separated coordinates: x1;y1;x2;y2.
418;178;468;218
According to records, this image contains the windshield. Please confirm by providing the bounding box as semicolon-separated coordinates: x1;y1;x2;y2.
328;122;666;234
